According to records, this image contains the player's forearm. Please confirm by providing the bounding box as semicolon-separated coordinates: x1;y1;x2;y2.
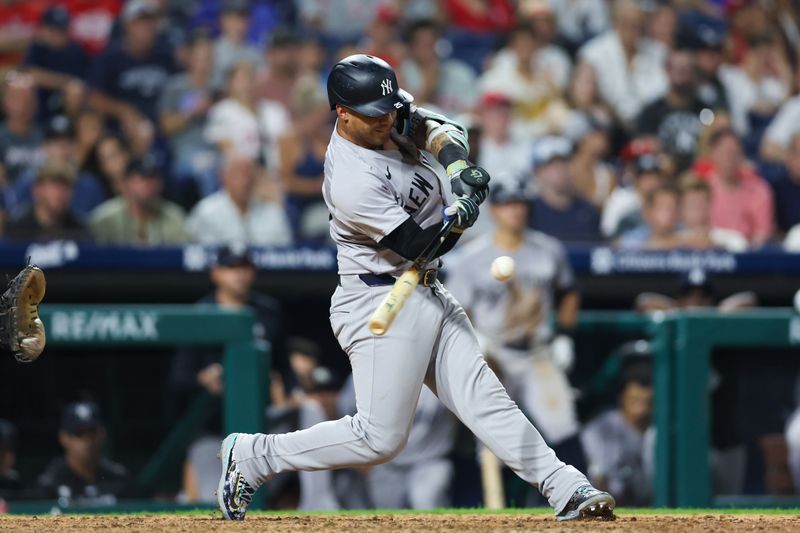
556;291;580;330
381;217;460;261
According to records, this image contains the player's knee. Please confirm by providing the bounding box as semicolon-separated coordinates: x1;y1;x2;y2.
365;428;408;463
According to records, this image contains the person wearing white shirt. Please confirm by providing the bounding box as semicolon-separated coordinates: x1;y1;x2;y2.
761;94;800;162
547;0;610;52
204;62;290;171
186;156;292;246
577;0;667;128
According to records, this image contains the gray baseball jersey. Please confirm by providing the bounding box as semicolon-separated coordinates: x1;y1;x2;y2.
322;127;447;275
446;230;575;349
230;125;590;516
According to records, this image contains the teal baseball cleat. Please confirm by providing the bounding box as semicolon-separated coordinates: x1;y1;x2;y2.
217;433;256;520
556;485;616;521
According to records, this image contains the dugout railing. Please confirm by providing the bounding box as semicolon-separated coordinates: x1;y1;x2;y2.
5;307;800;513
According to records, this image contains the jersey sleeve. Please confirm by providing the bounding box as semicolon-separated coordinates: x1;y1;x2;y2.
329;166;409;243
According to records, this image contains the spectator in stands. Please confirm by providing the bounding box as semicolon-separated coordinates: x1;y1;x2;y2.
159;30;216;199
578;0;667;128
37;401;129;503
4;160;90;243
205;62;290;170
89;154;187;244
278;78;331;243
23;6;89;123
360;4;405;68
479;24;562;139
619;184;681;250
444;0;515;34
569;120;615;208
528;136;602;243
0;71;42;185
562;62;613;143
62;0;122;57
476;92;531;183
687;24;730;113
89;0;175;155
647;2;678;51
581;359;654;507
761;93;800;163
695;129;774;247
84;134;130;199
679;177;748;252
719;32;792;138
637;49;706;173
211;0;261;91
74;110;105;173
256;29;300;108
515;0;572;91
399;19;477;116
765;133;800;236
0;1;44;69
0;419;21;499
297;0;383;43
547;0;609;54
186;156;292;246
602;152;663;240
7;115;106;218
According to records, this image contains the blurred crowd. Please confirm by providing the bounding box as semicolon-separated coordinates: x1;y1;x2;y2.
0;0;799;250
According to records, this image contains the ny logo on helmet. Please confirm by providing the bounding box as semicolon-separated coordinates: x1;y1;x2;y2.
380;78;393;96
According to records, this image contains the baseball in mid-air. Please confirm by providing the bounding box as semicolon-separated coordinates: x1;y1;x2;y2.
491;256;515;282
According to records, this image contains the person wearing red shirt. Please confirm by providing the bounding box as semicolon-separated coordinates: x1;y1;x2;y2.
444;0;516;33
0;0;47;68
693;128;774;247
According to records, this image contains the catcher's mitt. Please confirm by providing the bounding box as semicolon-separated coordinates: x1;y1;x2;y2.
1;265;46;363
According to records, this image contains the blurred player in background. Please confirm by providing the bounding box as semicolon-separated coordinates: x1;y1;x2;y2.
338;375;456;509
36;401;129;505
581;357;654;506
448;180;586;475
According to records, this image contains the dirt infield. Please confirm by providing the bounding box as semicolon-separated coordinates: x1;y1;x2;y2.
1;513;799;532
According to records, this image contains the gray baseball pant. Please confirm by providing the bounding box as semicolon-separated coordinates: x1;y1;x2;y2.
232;278;588;513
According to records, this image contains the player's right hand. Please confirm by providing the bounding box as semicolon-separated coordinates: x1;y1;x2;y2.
444;196;480;230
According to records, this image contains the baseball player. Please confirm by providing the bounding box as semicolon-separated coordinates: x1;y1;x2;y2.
447;181;587;472
217;54;614;521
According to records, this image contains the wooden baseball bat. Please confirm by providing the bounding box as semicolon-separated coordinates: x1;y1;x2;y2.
480;447;506;509
368;218;456;336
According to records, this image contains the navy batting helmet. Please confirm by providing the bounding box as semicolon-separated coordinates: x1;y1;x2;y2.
327;54;413;116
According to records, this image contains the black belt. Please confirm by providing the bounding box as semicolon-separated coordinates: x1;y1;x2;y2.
358;269;438;288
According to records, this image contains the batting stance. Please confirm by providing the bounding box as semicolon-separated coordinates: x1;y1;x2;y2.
217;55;614;521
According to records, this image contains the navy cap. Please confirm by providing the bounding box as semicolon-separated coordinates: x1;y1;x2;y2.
688;24;725;51
45;115;74;140
634;153;660;176
222;0;250;15
41;6;70;30
679;268;713;295
0;419;17;448
307;366;341;393
532;136;572;169
61;402;103;434
490;180;528;204
125;152;162;178
216;244;254;268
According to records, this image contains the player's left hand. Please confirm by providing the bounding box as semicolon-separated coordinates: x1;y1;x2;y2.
444;196;480;230
1;264;46;363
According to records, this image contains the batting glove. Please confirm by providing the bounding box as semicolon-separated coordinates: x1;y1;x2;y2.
444;196;480;230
